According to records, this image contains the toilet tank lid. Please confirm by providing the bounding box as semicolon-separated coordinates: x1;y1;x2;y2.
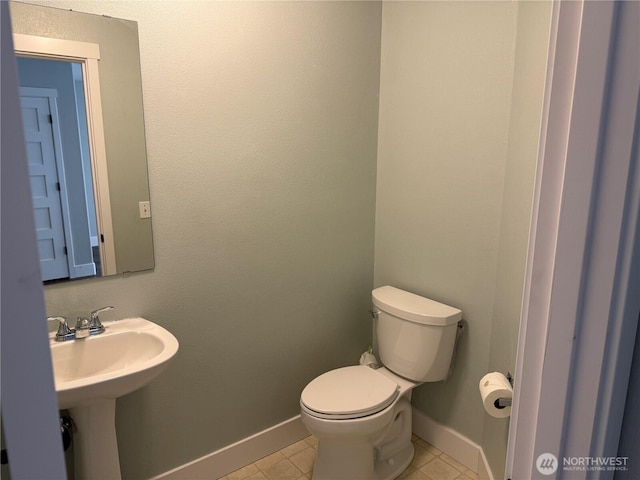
372;286;462;326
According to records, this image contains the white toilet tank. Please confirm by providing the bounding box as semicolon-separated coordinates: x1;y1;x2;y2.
372;286;462;382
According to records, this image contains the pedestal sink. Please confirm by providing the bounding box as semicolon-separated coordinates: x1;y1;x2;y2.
49;317;179;480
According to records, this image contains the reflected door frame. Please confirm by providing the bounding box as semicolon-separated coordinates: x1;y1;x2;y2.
13;33;116;276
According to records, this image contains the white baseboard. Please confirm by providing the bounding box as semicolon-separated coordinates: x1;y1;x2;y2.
477;447;494;480
149;416;310;480
411;409;494;480
151;409;493;480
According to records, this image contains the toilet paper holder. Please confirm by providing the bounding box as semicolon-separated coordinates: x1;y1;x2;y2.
494;397;512;409
494;372;514;409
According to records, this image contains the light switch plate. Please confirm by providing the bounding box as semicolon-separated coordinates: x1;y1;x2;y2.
139;201;151;219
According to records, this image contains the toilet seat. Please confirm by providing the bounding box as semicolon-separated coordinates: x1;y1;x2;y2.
301;365;399;420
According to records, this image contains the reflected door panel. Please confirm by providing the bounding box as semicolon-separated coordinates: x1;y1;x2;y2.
21;93;70;281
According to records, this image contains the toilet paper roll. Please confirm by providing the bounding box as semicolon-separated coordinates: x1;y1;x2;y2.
359;351;379;369
479;372;513;418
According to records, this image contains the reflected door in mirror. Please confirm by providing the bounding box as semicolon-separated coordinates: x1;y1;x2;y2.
19;58;100;282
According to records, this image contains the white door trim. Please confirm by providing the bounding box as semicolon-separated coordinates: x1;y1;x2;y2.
12;33;100;60
505;1;583;473
14;33;117;275
506;1;640;478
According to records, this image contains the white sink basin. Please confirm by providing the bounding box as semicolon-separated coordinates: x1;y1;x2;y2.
50;317;179;409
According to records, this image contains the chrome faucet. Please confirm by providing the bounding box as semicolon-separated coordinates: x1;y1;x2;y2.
48;306;114;342
48;316;75;342
75;317;90;339
90;306;114;335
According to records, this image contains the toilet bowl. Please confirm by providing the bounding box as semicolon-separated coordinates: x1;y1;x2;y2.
300;286;462;480
301;366;418;480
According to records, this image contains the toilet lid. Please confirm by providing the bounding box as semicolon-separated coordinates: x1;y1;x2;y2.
301;365;399;419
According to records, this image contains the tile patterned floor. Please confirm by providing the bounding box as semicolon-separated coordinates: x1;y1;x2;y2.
221;435;479;480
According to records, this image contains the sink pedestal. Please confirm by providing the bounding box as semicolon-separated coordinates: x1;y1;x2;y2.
70;399;121;480
50;318;179;479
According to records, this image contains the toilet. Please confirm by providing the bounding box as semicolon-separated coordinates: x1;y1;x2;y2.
300;286;462;480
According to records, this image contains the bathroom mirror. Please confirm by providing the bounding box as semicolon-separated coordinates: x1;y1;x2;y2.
10;1;154;282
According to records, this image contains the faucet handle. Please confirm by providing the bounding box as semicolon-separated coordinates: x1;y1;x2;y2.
89;306;113;335
48;316;73;342
47;315;66;326
90;306;114;329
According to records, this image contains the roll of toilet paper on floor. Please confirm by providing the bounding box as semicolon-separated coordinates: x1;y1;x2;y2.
479;372;513;418
359;350;379;369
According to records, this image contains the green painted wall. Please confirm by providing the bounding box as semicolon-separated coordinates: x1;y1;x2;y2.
20;2;382;478
12;1;552;477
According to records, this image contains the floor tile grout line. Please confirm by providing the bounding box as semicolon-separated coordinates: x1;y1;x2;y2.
222;434;476;480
